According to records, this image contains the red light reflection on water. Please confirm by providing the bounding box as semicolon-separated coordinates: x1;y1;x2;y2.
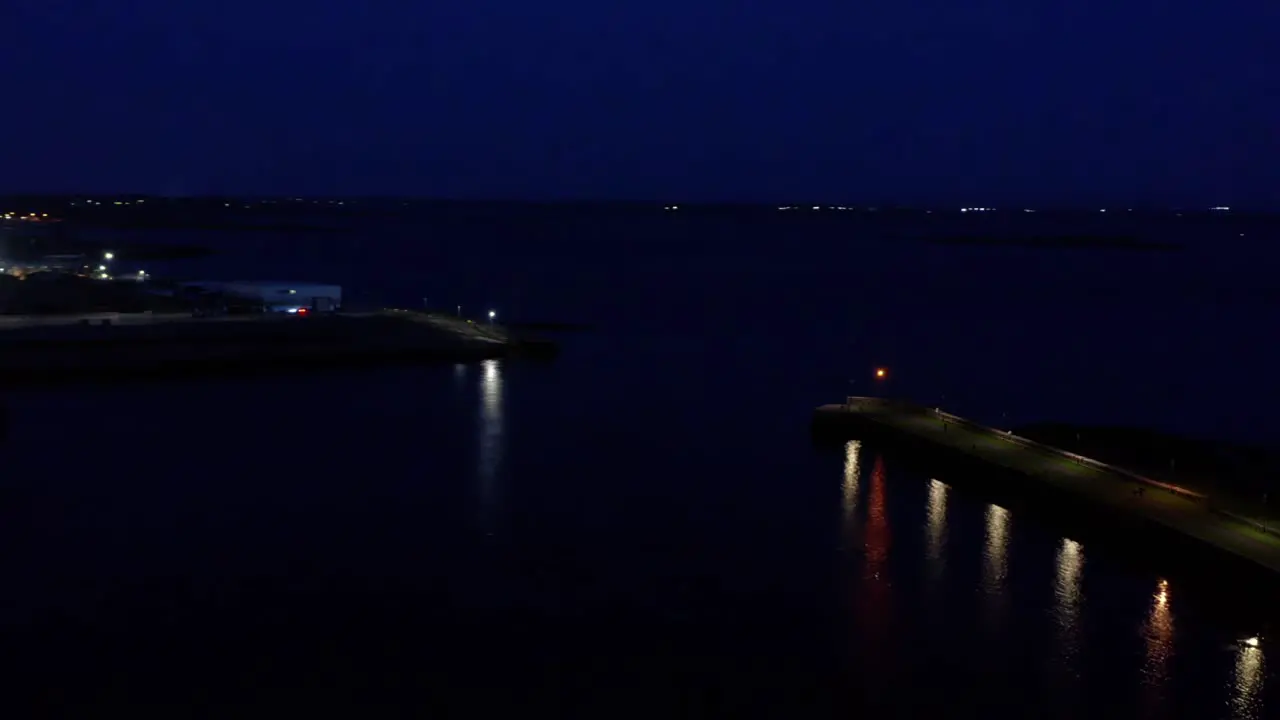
864;456;892;575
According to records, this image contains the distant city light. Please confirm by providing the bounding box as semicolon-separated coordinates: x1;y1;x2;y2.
875;368;887;379
103;252;114;260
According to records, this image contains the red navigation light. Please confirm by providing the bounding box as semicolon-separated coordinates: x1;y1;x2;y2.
297;307;309;315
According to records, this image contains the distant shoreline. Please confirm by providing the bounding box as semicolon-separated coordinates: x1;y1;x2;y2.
69;220;350;234
926;235;1183;251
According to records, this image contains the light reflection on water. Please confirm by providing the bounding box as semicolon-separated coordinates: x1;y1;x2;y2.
856;453;894;668
1232;642;1265;719
477;359;504;531
843;440;861;534
1146;580;1173;672
925;479;948;585
831;448;1280;716
1053;538;1086;691
982;504;1010;593
864;456;891;576
1141;579;1175;713
982;503;1011;634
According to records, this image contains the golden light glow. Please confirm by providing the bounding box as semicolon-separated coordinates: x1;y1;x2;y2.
875;368;887;379
983;504;1010;592
1233;639;1264;717
1142;577;1174;692
843;440;862;522
477;358;505;523
1053;538;1086;674
926;479;948;582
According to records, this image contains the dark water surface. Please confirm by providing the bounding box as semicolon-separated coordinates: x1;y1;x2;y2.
6;211;1280;715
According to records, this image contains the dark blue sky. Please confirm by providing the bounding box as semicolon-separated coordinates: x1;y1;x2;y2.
3;1;1277;205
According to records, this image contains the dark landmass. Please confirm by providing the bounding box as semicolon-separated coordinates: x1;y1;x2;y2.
1014;422;1280;510
68;218;349;234
2;222;214;261
0;274;191;315
5;193;1280;218
0;312;557;386
927;235;1183;251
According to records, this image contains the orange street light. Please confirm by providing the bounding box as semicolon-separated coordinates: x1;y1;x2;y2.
875;368;887;379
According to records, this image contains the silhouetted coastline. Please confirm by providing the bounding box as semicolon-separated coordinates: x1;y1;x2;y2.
926;235;1183;251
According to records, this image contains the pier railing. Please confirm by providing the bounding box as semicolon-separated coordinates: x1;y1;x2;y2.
844;396;1206;501
951;409;1280;538
930;407;1207;501
844;396;1280;538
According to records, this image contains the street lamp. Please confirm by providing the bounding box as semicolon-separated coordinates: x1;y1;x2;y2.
488;310;496;324
873;367;888;398
103;252;114;261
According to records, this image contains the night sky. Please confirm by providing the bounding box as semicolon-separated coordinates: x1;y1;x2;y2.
4;1;1277;205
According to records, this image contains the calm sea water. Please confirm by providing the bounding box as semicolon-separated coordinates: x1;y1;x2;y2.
6;210;1279;715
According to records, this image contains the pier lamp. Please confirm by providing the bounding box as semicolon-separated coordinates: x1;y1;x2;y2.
103;252;114;261
488;310;496;324
871;367;889;398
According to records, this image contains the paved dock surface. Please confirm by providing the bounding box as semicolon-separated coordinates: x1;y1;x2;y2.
394;311;509;344
817;400;1280;575
0;309;531;384
0;309;510;345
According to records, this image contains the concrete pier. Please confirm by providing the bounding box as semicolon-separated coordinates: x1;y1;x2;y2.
0;309;556;385
814;397;1280;577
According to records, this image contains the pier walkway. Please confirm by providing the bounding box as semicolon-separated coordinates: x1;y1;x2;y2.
815;397;1280;575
